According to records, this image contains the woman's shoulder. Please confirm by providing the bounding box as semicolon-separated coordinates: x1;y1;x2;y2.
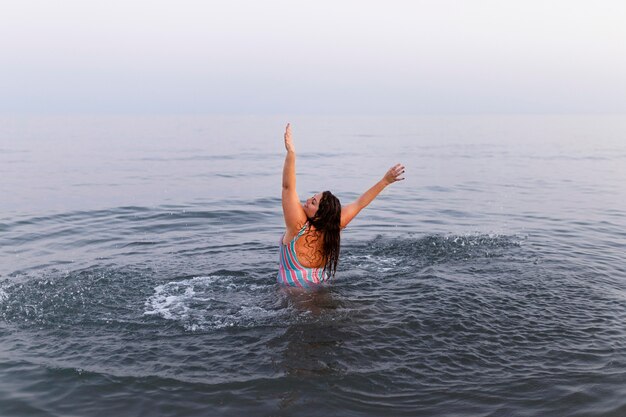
282;221;307;244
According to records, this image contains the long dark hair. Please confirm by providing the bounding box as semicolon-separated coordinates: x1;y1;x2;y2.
307;190;341;278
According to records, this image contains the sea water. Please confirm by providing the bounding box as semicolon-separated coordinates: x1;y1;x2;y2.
1;115;625;416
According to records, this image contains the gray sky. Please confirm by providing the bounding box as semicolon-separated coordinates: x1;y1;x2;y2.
1;0;625;114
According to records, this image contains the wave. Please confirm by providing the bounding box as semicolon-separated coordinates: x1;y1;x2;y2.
0;266;154;329
341;233;524;273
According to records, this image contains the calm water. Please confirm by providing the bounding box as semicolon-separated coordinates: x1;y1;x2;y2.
1;115;625;416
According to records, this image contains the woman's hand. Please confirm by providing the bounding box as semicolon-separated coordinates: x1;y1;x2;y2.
284;123;295;153
382;163;405;185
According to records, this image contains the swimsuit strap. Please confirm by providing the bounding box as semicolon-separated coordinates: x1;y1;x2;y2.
295;222;309;240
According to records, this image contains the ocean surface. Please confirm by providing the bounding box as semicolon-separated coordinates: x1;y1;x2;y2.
1;115;625;416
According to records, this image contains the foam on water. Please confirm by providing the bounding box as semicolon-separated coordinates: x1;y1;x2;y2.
144;275;283;331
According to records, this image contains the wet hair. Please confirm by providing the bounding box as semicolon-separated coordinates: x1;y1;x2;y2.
307;190;341;278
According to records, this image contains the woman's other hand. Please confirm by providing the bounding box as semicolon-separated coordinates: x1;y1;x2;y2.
284;123;295;153
382;163;405;185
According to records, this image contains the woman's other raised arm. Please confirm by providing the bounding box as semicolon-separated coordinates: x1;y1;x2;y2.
340;163;405;229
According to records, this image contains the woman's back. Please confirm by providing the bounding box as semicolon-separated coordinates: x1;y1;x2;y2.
293;226;325;268
278;223;329;288
282;223;325;268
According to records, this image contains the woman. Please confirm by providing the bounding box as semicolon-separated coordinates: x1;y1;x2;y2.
279;123;405;289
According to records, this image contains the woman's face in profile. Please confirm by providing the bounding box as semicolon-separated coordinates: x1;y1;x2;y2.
303;192;322;218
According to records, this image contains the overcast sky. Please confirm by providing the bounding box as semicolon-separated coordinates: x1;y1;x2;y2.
1;0;625;114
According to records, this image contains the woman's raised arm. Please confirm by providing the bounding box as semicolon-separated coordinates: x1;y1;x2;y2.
281;123;307;232
340;163;405;229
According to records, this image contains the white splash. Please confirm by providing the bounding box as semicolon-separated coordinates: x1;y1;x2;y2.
143;275;278;331
0;282;10;303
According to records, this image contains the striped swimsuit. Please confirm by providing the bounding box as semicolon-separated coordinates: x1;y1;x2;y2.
277;223;330;288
